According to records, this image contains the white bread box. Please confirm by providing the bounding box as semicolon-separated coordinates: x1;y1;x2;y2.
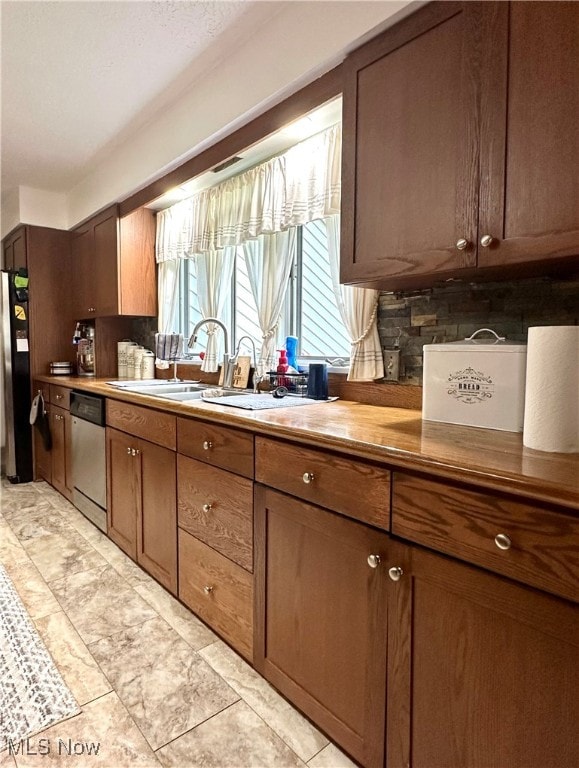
422;329;527;432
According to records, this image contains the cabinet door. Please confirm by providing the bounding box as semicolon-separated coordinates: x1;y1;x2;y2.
341;2;484;285
387;545;579;768
33;404;52;483
50;406;67;496
12;228;27;271
137;439;177;594
255;485;390;768
479;2;579;268
71;229;93;319
106;427;139;558
93;212;119;317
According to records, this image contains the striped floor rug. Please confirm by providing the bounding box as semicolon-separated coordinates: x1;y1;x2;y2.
0;564;80;752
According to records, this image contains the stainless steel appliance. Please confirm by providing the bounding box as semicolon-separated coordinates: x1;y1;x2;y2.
70;391;106;532
1;269;33;482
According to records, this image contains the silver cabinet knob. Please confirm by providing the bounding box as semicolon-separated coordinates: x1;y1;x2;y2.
494;533;512;551
456;238;469;250
203;585;213;595
388;566;404;581
202;503;213;513
302;472;315;484
126;447;132;454
367;554;381;569
203;440;213;451
55;394;63;400
480;234;494;247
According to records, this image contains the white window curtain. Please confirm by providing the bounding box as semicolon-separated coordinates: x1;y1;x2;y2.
195;247;236;372
243;229;296;373
157;260;181;335
325;215;385;381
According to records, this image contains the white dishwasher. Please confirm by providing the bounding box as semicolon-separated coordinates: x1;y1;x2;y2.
70;391;107;532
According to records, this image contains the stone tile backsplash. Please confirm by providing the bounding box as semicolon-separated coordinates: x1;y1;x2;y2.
378;276;579;385
128;276;579;387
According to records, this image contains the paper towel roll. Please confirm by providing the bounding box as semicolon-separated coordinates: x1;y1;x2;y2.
523;326;579;453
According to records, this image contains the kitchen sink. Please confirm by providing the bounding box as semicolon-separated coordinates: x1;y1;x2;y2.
120;382;207;396
155;388;251;402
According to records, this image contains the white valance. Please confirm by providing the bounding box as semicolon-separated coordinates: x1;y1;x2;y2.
155;124;341;263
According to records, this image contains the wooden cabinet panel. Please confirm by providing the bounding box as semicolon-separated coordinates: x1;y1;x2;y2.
107;400;176;450
71;229;92;319
387;544;579;768
3;226;27;271
92;212;119;317
106;425;177;591
392;472;579;602
342;2;481;284
32;379;50;404
179;529;253;660
71;205;156;319
49;384;71;410
138;440;177;594
33;403;51;483
255;437;390;529
106;427;139;559
177;454;253;571
479;1;579;268
50;405;69;498
255;485;390;768
177;418;254;478
341;1;579;288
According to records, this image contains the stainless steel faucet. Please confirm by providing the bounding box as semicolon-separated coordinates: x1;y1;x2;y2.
188;317;235;388
233;335;263;393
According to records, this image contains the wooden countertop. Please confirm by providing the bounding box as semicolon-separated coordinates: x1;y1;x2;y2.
39;376;579;511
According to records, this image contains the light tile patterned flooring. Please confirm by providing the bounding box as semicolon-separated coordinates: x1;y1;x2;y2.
0;479;356;768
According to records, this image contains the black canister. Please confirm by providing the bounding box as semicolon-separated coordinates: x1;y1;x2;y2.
307;363;329;400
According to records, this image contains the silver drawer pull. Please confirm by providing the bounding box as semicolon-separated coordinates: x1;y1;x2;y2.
456;238;469;250
126;447;132;454
55;394;63;400
367;554;381;569
203;585;214;595
388;566;404;582
203;440;213;451
302;472;315;484
494;533;512;551
202;503;213;513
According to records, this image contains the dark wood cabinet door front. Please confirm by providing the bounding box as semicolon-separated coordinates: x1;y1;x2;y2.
255;485;390;768
93;212;119;317
106;427;139;559
137;439;177;594
50;406;67;496
387;545;579;768
342;2;483;286
71;229;93;319
479;2;579;269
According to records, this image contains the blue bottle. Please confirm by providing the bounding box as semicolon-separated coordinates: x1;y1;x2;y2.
285;336;298;370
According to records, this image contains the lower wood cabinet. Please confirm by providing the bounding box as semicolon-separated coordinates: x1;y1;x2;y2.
50;405;72;501
254;484;391;768
387;544;579;768
179;528;253;660
106;426;177;594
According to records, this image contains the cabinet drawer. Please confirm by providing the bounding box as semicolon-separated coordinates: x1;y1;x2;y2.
107;400;176;450
392;473;579;602
178;455;253;572
177;418;253;478
49;384;71;410
32;380;50;404
255;437;390;529
179;529;253;660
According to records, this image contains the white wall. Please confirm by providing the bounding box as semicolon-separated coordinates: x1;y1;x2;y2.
19;187;68;230
1;188;21;241
67;1;411;227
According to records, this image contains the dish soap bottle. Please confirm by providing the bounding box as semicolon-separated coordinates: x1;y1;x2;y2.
277;349;289;387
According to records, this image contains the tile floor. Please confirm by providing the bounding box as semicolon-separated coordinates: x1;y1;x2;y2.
0;479;356;768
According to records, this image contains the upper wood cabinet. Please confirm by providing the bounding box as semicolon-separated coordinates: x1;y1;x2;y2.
71;205;157;319
341;1;579;289
3;226;27;271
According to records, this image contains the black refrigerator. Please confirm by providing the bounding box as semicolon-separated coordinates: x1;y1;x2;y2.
1;269;33;482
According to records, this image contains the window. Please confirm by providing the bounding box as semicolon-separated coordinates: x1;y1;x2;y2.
177;217;350;362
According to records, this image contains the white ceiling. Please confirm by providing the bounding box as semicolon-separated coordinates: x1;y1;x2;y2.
0;0;285;195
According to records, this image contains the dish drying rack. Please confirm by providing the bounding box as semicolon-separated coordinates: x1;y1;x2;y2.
268;371;309;396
